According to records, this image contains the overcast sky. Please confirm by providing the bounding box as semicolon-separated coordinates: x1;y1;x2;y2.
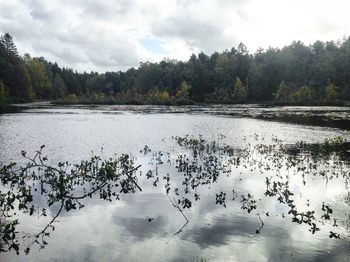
0;0;348;72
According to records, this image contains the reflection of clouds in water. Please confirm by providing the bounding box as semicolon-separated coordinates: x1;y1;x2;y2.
4;178;350;262
110;193;176;241
2;107;350;261
173;213;350;261
182;215;261;248
114;216;167;241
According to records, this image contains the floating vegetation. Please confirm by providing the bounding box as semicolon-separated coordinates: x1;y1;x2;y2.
1;136;349;254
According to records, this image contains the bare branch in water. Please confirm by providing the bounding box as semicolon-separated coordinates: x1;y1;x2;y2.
166;193;189;244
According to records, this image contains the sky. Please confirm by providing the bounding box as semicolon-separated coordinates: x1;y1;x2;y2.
0;0;349;72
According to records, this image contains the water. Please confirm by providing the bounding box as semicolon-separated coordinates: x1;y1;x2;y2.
1;104;350;261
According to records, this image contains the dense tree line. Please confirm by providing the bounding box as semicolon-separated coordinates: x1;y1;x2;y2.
1;33;350;105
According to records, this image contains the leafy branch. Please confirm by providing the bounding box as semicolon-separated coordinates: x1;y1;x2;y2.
0;146;142;254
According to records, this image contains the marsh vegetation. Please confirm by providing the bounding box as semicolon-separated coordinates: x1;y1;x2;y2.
1;134;350;256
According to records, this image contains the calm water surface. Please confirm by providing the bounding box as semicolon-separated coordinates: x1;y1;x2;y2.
1;104;350;261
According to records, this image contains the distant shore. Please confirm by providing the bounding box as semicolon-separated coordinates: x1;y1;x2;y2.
52;97;350;107
2;99;350;115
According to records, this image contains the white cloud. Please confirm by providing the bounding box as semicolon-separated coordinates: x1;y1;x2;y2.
0;0;349;72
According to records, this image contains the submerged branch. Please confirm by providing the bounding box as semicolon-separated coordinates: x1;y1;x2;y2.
256;213;265;234
166;193;189;244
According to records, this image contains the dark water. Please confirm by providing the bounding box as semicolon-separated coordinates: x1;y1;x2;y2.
1;104;350;261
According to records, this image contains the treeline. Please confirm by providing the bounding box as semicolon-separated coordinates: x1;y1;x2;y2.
1;32;350;105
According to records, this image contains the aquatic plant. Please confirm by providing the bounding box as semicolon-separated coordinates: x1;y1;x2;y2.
1;135;349;255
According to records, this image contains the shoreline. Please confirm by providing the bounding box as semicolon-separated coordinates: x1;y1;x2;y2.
51;99;350;107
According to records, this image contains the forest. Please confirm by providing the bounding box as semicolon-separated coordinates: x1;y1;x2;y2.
1;32;350;105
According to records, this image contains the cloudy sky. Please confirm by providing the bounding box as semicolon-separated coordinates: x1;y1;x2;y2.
0;0;348;72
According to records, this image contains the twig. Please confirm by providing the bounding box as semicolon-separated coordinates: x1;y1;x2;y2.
67;180;108;200
28;200;65;249
256;213;264;234
166;194;189;244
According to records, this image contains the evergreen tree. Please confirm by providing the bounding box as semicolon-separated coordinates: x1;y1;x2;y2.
1;32;350;104
0;33;18;56
52;74;66;98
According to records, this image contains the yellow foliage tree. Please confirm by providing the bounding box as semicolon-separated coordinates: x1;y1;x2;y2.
175;81;191;104
325;83;338;100
233;77;248;101
0;80;6;103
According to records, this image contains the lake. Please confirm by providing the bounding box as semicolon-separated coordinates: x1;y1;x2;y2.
1;104;350;261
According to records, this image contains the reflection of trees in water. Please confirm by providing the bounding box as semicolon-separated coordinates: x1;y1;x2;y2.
1;135;350;255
